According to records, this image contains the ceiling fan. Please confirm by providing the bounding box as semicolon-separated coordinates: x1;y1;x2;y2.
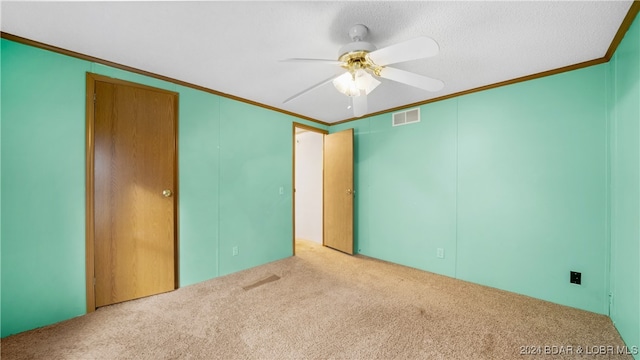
282;24;444;118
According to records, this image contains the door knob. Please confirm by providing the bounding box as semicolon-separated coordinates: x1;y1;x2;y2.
162;189;173;197
346;189;352;194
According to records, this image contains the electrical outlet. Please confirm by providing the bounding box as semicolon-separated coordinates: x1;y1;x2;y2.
232;246;239;256
436;248;444;259
570;271;581;285
279;186;284;195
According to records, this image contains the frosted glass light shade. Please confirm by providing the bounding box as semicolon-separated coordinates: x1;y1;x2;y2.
332;72;360;97
332;69;380;97
354;69;380;95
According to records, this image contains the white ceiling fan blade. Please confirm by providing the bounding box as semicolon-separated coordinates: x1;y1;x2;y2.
280;58;344;65
283;72;346;104
352;91;367;118
378;66;444;92
367;37;439;66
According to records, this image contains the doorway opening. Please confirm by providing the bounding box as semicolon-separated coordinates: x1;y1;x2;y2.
293;123;327;254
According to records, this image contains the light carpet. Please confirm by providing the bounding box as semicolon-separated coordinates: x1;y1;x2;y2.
1;240;631;359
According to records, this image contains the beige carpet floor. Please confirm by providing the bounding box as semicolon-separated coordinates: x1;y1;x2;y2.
1;240;631;359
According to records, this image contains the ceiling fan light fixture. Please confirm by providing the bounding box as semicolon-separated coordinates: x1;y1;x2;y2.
332;69;380;97
332;72;361;97
354;69;381;95
332;49;384;98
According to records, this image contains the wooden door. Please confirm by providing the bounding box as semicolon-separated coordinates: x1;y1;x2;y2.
323;129;354;254
92;76;177;307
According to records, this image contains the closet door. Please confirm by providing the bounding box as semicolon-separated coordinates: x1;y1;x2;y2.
90;75;177;308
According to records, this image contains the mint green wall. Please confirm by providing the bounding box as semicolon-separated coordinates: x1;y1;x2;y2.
457;66;607;313
609;13;640;359
333;64;609;315
218;97;295;275
1;39;90;338
0;39;325;337
176;86;220;285
333;100;458;277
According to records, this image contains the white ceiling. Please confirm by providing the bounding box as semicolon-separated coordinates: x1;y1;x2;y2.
1;1;634;124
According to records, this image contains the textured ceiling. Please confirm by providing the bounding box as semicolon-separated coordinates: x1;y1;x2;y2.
1;1;634;124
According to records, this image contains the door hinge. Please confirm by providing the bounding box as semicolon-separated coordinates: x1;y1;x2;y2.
93;277;96;287
93;93;96;102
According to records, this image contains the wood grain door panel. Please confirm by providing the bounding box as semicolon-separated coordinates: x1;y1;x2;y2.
93;79;176;307
323;129;354;254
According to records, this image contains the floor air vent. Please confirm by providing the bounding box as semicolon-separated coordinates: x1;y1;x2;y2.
392;108;420;127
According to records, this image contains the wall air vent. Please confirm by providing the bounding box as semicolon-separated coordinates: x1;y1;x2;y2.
392;108;420;127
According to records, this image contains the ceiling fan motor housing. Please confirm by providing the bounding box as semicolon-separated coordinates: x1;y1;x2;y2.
338;41;377;58
339;24;377;58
